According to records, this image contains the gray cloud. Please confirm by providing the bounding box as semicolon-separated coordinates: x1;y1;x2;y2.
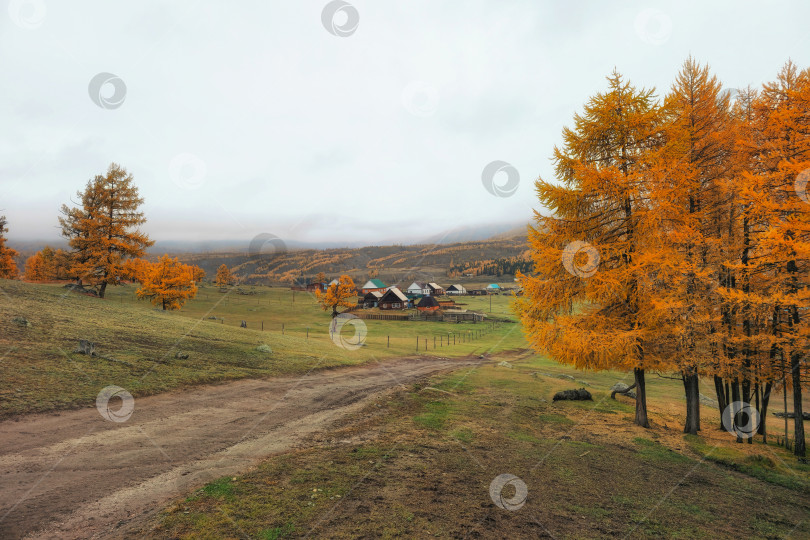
1;0;808;245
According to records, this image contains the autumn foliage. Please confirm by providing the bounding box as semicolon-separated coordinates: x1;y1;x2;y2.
316;274;357;318
517;59;810;457
59;163;153;298
215;264;231;288
0;216;19;279
135;255;198;310
24;247;72;281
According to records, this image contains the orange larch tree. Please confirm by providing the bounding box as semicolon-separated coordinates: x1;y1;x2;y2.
24;253;47;281
316;274;357;318
516;70;668;428
135;255;198;310
191;265;205;284
215;264;231;289
742;61;810;457
59;163;153;298
0;215;19;279
653;58;737;435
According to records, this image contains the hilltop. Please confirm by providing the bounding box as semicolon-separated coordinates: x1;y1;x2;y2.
179;232;531;286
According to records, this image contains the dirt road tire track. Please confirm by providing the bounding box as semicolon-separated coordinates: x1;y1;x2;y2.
0;356;484;539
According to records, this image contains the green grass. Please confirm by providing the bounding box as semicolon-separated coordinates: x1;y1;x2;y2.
200;477;235;500
633;437;693;464
149;357;810;539
0;279;526;416
685;434;810;494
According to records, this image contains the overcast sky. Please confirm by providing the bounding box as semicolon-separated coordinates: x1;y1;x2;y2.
1;1;808;247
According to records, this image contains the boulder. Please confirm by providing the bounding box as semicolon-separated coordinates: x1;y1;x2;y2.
497;361;513;368
74;340;96;356
175;351;190;359
255;344;272;353
552;388;592;401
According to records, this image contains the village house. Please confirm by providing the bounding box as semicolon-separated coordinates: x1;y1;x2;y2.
446;284;466;295
306;281;327;292
427;282;444;296
361;278;387;295
378;287;409;310
486;283;501;294
359;291;383;308
416;296;441;312
406;282;431;296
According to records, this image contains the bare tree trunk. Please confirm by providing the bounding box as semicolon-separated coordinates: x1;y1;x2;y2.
731;380;742;444
714;375;727;429
790;351;806;458
758;382;772;442
742;377;753;445
99;281;107;299
634;368;650;428
683;372;700;435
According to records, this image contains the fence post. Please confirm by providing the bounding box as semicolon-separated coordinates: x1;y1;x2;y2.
416;337;418;351
306;327;309;340
434;336;436;349
262;321;264;331
387;335;390;348
282;323;284;335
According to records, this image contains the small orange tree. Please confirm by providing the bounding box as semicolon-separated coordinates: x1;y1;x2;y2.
0;215;19;279
23;246;73;281
24;253;47;281
316;274;356;318
215;264;231;289
192;265;205;283
136;255;198;310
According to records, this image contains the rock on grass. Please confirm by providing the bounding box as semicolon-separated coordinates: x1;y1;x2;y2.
552;388;592;401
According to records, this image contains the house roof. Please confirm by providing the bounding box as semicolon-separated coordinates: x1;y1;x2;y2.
380;287;408;302
363;278;386;289
407;281;428;289
329;279;338;285
363;291;383;300
487;283;501;288
447;284;465;291
428;282;442;290
417;296;440;308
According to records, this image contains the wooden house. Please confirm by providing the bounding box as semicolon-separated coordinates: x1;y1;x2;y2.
379;287;409;310
486;283;501;294
306;282;326;292
361;278;387;295
427;282;444;296
446;284;466;295
360;291;383;308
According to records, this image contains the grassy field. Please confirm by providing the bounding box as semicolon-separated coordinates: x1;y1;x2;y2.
0;280;524;417
147;352;810;539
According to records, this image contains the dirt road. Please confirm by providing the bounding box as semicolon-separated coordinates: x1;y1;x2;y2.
0;355;483;539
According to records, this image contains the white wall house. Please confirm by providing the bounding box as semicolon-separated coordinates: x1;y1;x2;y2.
406;282;431;296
